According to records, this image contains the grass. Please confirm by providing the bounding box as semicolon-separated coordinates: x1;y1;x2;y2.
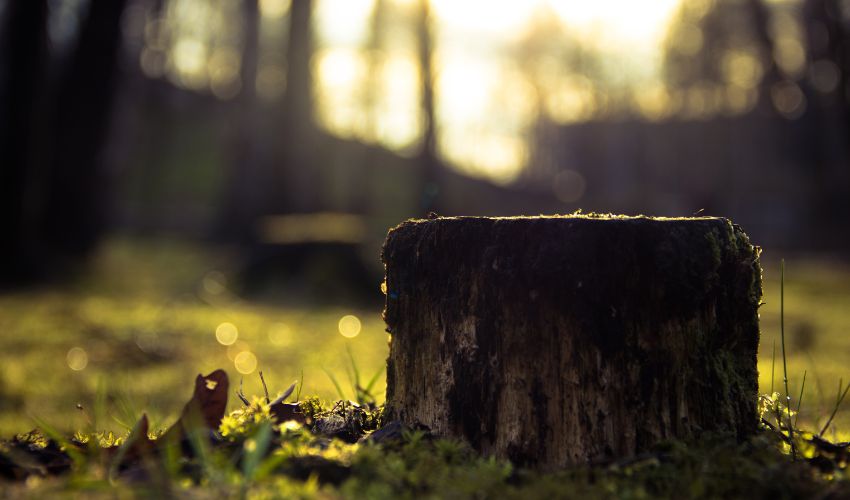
0;236;389;437
757;256;850;439
1;236;849;497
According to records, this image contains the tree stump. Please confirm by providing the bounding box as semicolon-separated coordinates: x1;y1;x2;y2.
382;215;762;467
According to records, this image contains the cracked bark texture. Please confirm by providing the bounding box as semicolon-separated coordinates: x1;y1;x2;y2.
382;215;761;468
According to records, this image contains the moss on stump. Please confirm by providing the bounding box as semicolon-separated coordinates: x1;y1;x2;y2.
382;215;762;468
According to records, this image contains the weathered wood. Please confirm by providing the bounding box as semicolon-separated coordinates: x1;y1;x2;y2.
382;215;762;468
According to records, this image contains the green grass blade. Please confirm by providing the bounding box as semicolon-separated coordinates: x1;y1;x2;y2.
819;378;850;437
779;259;795;459
364;366;384;394
296;368;304;402
794;370;806;429
242;420;273;481
322;367;347;400
770;340;776;396
346;344;361;382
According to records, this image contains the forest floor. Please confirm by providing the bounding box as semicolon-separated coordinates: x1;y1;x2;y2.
0;236;849;497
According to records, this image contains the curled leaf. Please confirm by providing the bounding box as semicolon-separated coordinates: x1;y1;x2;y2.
161;369;229;443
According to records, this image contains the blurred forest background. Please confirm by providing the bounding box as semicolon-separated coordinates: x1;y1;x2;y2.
1;0;850;436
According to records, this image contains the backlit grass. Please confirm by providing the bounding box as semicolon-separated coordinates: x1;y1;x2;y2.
0;237;848;442
0;237;388;436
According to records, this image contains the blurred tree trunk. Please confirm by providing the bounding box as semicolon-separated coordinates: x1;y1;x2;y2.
363;0;387;140
0;0;49;285
218;0;262;241
802;0;850;248
415;0;441;214
746;0;783;115
42;0;129;259
275;0;319;214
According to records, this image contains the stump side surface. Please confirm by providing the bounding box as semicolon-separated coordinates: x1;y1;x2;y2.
382;216;761;467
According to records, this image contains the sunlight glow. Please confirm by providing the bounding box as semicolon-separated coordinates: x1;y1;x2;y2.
546;0;681;49
312;0;687;182
431;0;532;35
315;0;375;46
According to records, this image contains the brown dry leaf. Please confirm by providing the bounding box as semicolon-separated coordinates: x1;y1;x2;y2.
270;402;307;425
161;369;229;442
115;414;153;465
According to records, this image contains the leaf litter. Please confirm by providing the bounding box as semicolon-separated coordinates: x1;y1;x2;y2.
1;368;849;497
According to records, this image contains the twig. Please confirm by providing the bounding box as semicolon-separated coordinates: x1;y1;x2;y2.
259;371;270;404
236;378;250;406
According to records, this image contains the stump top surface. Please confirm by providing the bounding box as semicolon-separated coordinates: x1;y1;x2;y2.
397;214;726;226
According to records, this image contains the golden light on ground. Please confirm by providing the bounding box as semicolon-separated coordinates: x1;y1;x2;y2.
268;323;292;347
338;315;362;338
216;322;239;346
234;351;258;374
67;347;88;371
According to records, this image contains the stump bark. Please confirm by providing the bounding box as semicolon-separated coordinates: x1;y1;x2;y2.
382;215;762;467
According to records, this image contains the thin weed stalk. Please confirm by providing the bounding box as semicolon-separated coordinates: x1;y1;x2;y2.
794;371;806;429
819;378;850;437
780;259;795;459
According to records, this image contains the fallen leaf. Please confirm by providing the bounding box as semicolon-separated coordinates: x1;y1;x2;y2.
270;402;307;425
161;369;229;443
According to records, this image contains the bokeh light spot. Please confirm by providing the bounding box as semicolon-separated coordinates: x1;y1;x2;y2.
235;351;258;374
810;60;840;94
203;271;228;295
67;347;88;371
553;170;587;203
338;315;362;338
771;81;806;120
216;322;239;345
